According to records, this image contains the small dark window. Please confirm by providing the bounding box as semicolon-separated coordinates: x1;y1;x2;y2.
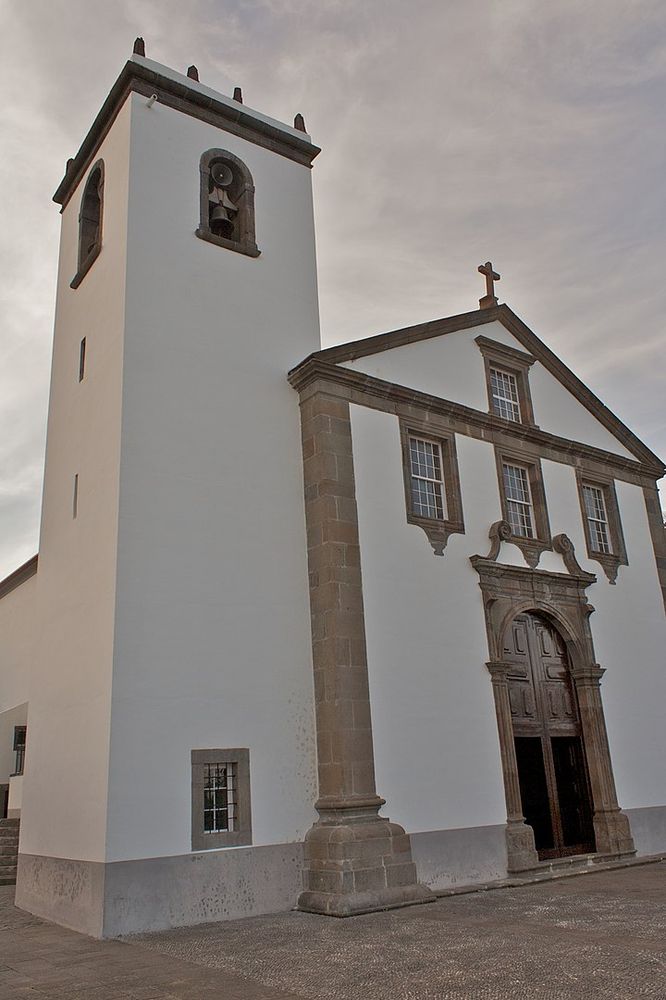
196;149;259;258
71;161;104;288
79;338;86;382
73;474;79;519
12;726;26;776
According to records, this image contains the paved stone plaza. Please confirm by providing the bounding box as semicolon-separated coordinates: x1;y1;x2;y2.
0;863;665;999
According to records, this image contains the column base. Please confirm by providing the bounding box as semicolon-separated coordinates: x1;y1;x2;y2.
593;808;636;857
505;820;539;872
298;802;435;917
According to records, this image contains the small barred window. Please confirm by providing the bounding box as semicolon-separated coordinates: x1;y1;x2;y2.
191;749;251;850
203;761;236;834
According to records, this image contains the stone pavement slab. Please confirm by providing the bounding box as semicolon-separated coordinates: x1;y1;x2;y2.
131;862;666;999
0;885;303;999
0;862;665;998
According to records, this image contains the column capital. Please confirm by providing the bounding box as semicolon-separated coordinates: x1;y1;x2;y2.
486;659;512;680
570;662;605;685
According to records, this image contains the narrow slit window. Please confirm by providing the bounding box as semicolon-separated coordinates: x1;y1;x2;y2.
582;484;611;554
79;337;86;382
490;368;521;422
502;463;534;538
73;474;79;519
409;436;446;520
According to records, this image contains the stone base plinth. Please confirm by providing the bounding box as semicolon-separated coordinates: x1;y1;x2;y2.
593;808;635;857
298;805;435;917
505;820;539;873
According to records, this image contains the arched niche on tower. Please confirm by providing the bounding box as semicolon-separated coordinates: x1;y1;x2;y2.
195;149;260;258
71;159;104;289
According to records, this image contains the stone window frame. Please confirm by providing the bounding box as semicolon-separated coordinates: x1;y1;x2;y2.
195;148;260;258
494;445;551;568
476;335;537;427
71;159;104;289
575;470;627;584
399;418;464;555
191;748;252;851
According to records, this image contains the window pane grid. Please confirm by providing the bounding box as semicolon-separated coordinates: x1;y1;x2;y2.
583;485;611;554
502;463;535;538
409;437;447;520
203;762;236;834
490;368;521;422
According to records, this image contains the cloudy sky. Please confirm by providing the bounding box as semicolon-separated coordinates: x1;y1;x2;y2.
1;0;665;576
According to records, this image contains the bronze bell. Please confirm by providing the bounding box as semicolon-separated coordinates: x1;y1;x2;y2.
211;205;232;224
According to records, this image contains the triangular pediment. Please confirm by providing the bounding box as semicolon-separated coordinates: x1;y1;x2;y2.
294;305;662;472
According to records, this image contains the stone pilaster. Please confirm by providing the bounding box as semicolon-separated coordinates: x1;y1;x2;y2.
486;661;539;871
571;664;635;857
296;390;434;916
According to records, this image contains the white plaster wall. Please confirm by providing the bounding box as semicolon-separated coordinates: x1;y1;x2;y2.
351;403;666;838
104;93;320;861
537;461;666;812
343;320;636;460
0;576;36;716
0;704;28;786
18;101;131;861
8;775;23;817
350;404;507;834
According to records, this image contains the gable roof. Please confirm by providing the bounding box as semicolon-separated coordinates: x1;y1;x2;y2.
290;303;664;474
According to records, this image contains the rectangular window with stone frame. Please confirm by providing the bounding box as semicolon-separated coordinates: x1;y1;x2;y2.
495;447;551;568
191;748;252;851
575;471;627;583
399;419;464;555
476;335;537;426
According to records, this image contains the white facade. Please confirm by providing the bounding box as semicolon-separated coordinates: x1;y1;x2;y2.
1;52;665;935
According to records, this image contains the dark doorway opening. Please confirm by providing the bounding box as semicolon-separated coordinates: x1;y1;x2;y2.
505;612;595;860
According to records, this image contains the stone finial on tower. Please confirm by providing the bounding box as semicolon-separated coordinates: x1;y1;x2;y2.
133;37;146;56
294;113;306;132
233;87;243;103
478;261;500;309
187;65;199;81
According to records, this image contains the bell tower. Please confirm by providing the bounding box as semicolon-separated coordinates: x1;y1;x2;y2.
16;47;323;936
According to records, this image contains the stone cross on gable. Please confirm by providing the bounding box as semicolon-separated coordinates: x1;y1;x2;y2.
478;261;500;309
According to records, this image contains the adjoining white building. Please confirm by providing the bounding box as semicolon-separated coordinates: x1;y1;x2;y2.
1;45;665;938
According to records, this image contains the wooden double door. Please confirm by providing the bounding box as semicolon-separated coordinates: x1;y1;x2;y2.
504;612;595;859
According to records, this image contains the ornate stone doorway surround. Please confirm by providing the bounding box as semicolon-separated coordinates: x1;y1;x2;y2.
471;522;635;872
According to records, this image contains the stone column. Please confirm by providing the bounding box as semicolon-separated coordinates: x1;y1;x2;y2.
486;661;539;871
571;664;635;857
297;390;434;916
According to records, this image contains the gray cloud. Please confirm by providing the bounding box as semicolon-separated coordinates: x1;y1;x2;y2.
1;0;665;575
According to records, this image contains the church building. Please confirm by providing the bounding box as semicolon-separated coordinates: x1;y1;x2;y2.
1;46;665;938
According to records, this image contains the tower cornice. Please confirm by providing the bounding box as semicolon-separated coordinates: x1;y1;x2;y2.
54;55;320;209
